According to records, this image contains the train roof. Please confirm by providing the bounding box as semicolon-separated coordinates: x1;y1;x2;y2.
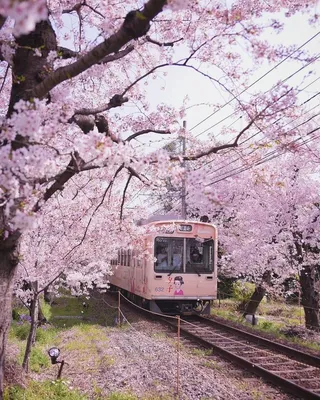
137;214;216;228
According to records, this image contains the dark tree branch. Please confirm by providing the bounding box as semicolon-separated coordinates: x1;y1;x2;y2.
121;62;169;97
145;35;183;47
0;65;9;94
57;46;78;59
57;44;134;62
31;0;167;99
120;173;133;220
74;94;128;116
170;118;257;162
62;2;85;14
37;272;63;295
63;164;124;259
126;129;170;141
82;2;104;18
0;15;7;30
98;45;134;64
127;166;149;183
32;152;85;212
73;115;95;134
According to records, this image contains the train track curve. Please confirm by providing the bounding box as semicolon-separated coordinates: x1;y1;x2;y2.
161;314;320;399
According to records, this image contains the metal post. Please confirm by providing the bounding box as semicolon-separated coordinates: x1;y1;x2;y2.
298;290;302;325
57;360;65;379
181;120;187;220
176;315;180;399
118;290;121;327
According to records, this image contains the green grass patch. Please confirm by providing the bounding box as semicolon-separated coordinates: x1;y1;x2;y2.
64;324;107;355
50;296;88;318
106;393;138;400
105;393;173;400
4;380;87;400
49;295;116;328
9;322;58;345
211;299;320;352
190;348;212;357
17;347;50;373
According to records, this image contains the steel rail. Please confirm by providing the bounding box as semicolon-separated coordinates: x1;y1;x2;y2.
197;315;320;367
160;315;320;400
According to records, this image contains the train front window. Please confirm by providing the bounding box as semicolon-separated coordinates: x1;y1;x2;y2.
154;237;213;273
155;237;183;273
186;238;213;273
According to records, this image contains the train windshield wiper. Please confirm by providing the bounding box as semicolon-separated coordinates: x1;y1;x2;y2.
190;264;201;277
167;265;179;276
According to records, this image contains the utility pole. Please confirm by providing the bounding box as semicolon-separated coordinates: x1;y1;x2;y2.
181;120;187;220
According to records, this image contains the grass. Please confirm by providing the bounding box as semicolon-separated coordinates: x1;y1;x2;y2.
104;393;174;400
9;319;60;373
190;348;213;357
17;347;50;373
4;380;87;400
201;359;223;370
50;295;117;328
211;298;320;352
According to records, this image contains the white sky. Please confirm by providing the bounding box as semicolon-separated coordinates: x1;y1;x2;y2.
142;12;320;146
58;9;320;213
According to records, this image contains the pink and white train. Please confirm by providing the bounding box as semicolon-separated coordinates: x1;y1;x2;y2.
109;218;218;314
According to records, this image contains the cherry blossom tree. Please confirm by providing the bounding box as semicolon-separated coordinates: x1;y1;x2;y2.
0;0;319;394
14;183;149;371
187;149;320;328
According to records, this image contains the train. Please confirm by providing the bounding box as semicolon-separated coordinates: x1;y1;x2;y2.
109;218;218;315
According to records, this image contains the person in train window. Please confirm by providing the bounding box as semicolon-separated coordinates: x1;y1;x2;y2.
172;252;182;269
157;247;168;269
174;276;184;295
190;248;202;263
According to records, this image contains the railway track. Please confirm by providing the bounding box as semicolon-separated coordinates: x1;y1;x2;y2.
160;314;320;399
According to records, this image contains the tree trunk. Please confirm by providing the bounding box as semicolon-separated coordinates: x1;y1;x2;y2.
243;271;271;317
37;298;47;325
0;248;19;399
299;265;320;331
22;284;39;372
294;235;320;331
243;285;266;316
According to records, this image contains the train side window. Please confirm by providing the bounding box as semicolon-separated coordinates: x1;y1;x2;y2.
120;249;123;265
128;250;131;267
118;250;121;265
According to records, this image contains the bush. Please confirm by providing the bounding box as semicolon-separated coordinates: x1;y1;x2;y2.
12;323;30;341
39;299;52;321
217;275;237;298
232;280;256;303
12;309;21;321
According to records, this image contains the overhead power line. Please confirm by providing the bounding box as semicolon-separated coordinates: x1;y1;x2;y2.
190;31;320;135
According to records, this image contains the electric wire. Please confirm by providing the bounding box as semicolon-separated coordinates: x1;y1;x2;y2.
194;90;320;176
189;31;320;134
194;53;320;138
205;124;320;186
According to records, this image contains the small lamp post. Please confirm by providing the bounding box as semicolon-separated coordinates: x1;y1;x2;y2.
48;347;65;379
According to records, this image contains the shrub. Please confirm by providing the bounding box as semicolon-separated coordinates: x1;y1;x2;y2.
232;280;256;303
12;323;30;341
39;299;52;321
